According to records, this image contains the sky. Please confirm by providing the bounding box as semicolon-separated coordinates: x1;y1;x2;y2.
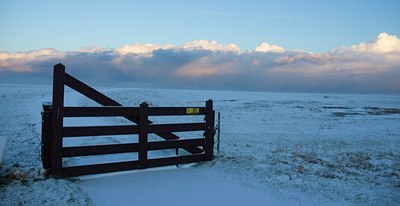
1;0;400;93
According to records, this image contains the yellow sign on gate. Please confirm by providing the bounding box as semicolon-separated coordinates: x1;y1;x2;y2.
186;107;200;114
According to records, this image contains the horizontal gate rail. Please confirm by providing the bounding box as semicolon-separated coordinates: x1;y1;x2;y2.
64;106;206;117
148;123;205;133
62;143;139;157
148;107;206;116
62;122;205;137
62;138;205;158
42;63;215;178
63;125;139;137
147;138;205;151
62;160;140;177
62;153;206;178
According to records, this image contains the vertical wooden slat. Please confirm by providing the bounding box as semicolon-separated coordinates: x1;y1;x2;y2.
205;100;214;161
41;103;52;169
139;102;148;168
51;63;65;178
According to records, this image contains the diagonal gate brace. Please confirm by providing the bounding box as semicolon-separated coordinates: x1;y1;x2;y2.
64;73;203;154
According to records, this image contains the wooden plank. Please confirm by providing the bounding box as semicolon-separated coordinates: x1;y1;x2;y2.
62;161;140;177
146;154;205;168
61;138;204;158
62;154;205;177
63;125;139;137
51;63;65;178
147;138;205;151
148;123;205;133
148;107;206;116
64;106;139;117
62;143;139;157
64;73;201;154
139;102;148;168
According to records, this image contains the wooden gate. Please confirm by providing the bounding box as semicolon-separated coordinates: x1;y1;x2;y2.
41;63;215;178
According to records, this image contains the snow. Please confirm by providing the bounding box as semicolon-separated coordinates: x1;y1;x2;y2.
0;136;7;164
1;84;399;205
79;166;293;206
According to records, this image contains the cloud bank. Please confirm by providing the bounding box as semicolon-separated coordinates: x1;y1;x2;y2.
1;33;399;93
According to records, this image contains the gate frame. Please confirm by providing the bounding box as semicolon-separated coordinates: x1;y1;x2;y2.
42;63;214;178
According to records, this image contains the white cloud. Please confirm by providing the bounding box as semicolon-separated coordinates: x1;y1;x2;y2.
0;49;64;72
254;42;285;53
0;48;63;60
116;43;175;55
368;32;400;53
274;32;400;70
183;40;240;52
333;32;400;54
114;40;241;55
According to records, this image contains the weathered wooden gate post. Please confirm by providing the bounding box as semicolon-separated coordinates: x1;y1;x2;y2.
205;100;214;161
139;102;149;168
41;102;52;170
51;63;65;178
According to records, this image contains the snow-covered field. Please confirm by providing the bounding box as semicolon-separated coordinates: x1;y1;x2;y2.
1;84;399;205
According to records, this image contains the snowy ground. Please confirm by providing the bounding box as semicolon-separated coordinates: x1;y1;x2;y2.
0;84;399;205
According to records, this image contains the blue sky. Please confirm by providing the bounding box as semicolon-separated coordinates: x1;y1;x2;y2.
1;0;399;52
1;1;400;93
